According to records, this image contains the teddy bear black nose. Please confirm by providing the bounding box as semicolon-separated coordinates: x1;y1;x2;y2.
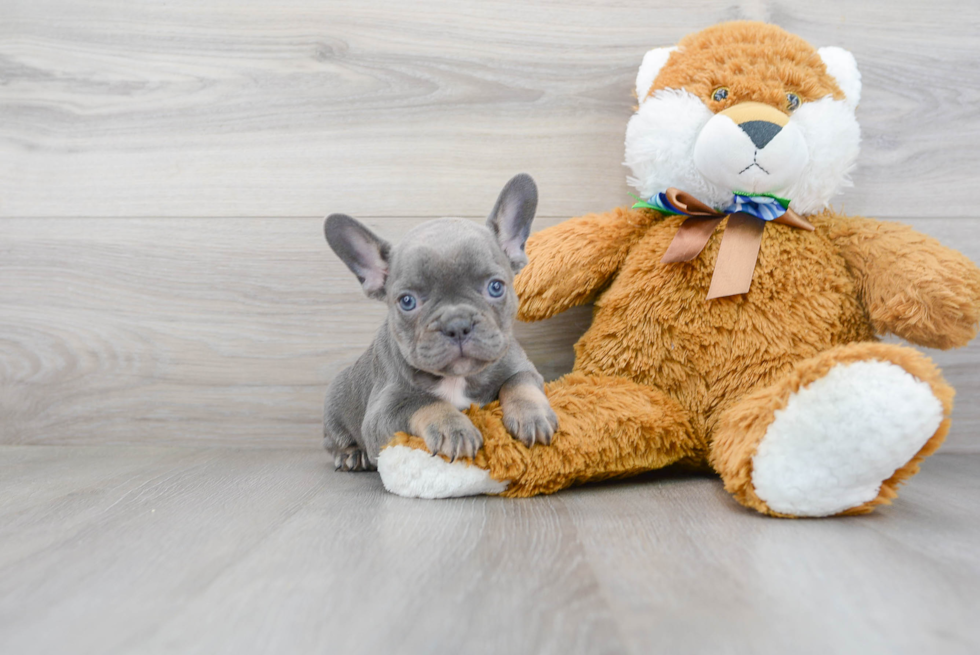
441;317;474;344
739;120;783;150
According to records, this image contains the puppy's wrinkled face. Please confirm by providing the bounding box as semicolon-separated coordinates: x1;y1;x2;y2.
386;220;517;376
324;173;538;377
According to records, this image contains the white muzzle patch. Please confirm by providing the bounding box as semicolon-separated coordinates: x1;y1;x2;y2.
693;113;809;196
625;92;860;215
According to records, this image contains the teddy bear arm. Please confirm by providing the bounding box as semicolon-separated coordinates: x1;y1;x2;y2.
515;207;660;321
826;216;980;349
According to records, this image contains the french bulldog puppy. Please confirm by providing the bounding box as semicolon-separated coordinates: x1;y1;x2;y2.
322;174;558;471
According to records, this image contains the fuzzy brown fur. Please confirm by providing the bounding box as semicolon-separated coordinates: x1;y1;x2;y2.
648;22;845;111
389;207;979;513
520;208;980;451
388;373;695;497
386;22;980;516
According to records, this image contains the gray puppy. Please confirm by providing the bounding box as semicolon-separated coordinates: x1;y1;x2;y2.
322;174;558;471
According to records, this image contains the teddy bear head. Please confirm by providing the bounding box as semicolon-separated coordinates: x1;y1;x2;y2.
624;22;861;216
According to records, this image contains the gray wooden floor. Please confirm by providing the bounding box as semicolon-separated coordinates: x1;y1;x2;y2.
1;445;978;655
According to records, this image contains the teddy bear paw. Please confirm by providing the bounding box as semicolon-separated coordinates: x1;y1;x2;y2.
377;442;509;499
750;360;944;517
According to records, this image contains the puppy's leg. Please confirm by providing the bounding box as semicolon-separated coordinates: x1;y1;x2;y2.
324;386;375;473
324;419;375;472
362;388;481;462
408;402;483;462
500;371;559;448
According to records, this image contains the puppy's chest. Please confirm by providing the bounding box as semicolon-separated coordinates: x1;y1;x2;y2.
431;376;482;410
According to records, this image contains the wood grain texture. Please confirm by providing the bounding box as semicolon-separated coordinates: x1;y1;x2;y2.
1;0;979;218
2;215;979;451
1;445;977;654
0;214;586;447
562;453;980;655
0;445;625;655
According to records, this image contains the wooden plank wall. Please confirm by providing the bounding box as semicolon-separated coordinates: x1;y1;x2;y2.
2;0;979;451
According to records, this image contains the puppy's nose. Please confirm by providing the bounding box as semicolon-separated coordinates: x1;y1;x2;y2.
440;317;474;344
739;120;782;149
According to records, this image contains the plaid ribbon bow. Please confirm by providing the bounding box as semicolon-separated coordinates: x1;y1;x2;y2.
633;188;814;299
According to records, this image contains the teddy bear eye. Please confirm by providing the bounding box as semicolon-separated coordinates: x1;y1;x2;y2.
786;92;801;112
711;87;729;102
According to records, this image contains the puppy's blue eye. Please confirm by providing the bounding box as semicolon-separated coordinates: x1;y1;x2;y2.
711;87;729;102
398;294;417;311
487;280;505;298
786;92;801;112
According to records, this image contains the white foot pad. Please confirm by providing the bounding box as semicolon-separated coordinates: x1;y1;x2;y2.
751;360;943;517
377;445;509;499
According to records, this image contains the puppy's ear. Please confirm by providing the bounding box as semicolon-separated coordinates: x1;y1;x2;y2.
324;214;391;300
486;173;538;272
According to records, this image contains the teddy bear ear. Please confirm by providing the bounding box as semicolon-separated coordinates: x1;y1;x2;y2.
818;46;862;110
635;47;677;105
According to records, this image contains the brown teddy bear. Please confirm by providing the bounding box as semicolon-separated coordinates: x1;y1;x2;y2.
375;21;980;517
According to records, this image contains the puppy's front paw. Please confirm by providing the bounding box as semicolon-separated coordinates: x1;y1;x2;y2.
330;445;375;472
504;402;558;448
411;403;483;462
502;391;559;448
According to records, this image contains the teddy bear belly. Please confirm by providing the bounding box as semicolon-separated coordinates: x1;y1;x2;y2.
571;222;874;455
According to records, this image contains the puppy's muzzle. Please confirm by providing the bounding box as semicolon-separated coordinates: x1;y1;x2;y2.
440;315;475;345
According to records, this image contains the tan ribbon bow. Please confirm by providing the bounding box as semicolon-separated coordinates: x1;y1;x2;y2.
658;188;814;299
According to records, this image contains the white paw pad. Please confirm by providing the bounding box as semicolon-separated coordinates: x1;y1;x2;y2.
751;360;943;517
377;445;509;499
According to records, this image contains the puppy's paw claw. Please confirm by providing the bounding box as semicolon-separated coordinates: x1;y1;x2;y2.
504;403;559;448
421;413;483;462
332;446;375;472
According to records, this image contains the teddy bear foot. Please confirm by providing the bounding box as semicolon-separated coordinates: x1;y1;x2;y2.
377;444;508;499
751;359;943;516
712;343;954;518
